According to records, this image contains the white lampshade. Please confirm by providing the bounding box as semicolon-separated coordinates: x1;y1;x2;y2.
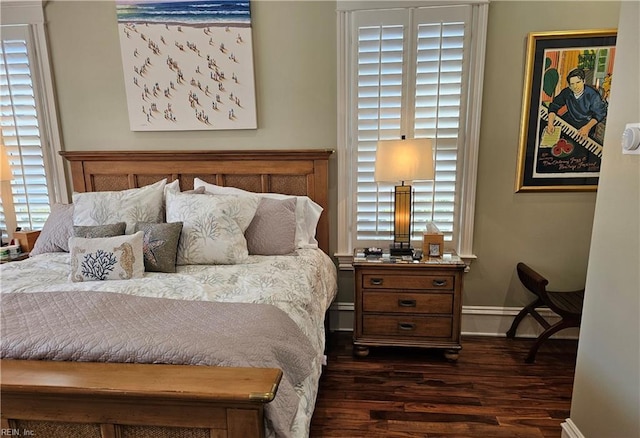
374;138;434;183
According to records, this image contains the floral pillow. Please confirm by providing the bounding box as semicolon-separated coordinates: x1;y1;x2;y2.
69;232;144;282
165;190;259;265
193;178;322;249
72;179;167;234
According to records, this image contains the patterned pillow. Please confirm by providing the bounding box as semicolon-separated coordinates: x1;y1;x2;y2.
72;179;167;234
193;178;322;249
69;232;144;282
30;203;75;256
134;222;183;273
246;197;297;255
73;222;126;238
165;191;259;265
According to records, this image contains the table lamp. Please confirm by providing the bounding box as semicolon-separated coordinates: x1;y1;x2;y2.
1;136;16;244
374;137;434;256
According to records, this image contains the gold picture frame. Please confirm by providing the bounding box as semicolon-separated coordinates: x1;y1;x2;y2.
515;29;617;192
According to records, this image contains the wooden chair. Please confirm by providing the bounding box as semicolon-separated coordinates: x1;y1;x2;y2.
506;262;584;363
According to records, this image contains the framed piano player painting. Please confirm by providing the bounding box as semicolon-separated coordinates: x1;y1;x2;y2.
516;29;617;192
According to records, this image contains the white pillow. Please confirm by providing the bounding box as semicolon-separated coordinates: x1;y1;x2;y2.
193;178;322;249
164;179;180;195
68;232;145;282
166;190;259;265
72;179;167;234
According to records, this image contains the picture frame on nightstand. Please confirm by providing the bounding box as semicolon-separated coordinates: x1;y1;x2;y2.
422;233;444;258
428;243;442;257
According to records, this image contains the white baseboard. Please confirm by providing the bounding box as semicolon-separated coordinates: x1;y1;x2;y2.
561;419;585;438
329;302;580;339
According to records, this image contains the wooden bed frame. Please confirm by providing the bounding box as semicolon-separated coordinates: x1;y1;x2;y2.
1;149;333;438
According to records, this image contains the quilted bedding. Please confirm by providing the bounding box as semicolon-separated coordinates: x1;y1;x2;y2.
0;248;337;438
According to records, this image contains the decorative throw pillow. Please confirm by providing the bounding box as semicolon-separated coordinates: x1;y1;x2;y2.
72;179;167;234
246;197;297;255
68;232;144;282
73;222;126;238
134;222;183;273
163;180;205;195
193;178;322;249
30;203;75;256
158;180;205;222
165;190;259;265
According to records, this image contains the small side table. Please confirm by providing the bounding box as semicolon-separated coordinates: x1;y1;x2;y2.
353;255;466;361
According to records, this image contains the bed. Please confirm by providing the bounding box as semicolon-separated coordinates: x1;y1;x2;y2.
0;149;336;438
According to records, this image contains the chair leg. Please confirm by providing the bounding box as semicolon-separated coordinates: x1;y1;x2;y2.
525;319;578;363
506;298;545;338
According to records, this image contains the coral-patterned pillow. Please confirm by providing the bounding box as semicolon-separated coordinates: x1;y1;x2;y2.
68;232;144;282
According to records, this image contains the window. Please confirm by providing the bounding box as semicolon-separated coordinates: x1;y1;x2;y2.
0;3;66;241
336;1;488;262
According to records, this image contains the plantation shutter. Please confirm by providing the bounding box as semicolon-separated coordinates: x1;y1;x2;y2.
0;25;51;237
354;10;408;241
353;5;472;247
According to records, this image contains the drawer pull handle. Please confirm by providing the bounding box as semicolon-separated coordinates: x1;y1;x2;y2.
370;278;384;286
432;279;447;287
398;322;416;331
398;299;416;307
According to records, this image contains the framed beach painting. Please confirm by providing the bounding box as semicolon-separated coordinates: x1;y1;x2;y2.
116;0;257;131
515;29;617;192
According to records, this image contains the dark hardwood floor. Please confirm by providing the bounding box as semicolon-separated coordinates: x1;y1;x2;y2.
310;332;578;438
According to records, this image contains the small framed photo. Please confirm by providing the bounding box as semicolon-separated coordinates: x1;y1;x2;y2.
423;232;444;258
428;243;442;257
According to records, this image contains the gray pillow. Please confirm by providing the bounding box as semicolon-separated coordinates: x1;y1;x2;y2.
246;198;297;255
134;222;183;273
30;203;74;256
74;222;127;238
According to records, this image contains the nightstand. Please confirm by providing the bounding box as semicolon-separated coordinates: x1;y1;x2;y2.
0;252;29;264
353;256;465;361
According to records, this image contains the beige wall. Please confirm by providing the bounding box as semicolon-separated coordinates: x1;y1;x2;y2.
45;0;336;152
569;1;640;435
468;0;619;308
44;1;621;309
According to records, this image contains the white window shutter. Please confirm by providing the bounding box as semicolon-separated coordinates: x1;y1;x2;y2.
351;5;474;248
357;22;404;240
1;28;51;237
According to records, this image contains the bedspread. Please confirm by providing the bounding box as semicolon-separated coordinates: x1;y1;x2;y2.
0;249;338;437
1;291;316;437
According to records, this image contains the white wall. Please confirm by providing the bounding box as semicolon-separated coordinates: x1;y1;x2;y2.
567;1;640;436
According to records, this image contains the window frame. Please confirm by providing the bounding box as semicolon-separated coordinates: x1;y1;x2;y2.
1;0;68;237
336;0;488;268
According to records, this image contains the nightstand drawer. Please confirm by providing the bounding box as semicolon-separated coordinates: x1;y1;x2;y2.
362;315;452;338
363;291;453;314
362;273;454;291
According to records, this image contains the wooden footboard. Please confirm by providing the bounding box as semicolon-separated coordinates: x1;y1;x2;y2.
1;360;282;438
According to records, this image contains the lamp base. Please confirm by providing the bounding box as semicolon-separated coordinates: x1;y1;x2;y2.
389;243;413;257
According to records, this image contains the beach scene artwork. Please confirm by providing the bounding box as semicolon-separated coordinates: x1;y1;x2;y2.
116;0;257;131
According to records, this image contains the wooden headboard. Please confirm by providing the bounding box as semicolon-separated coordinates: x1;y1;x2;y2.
60;149;333;253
